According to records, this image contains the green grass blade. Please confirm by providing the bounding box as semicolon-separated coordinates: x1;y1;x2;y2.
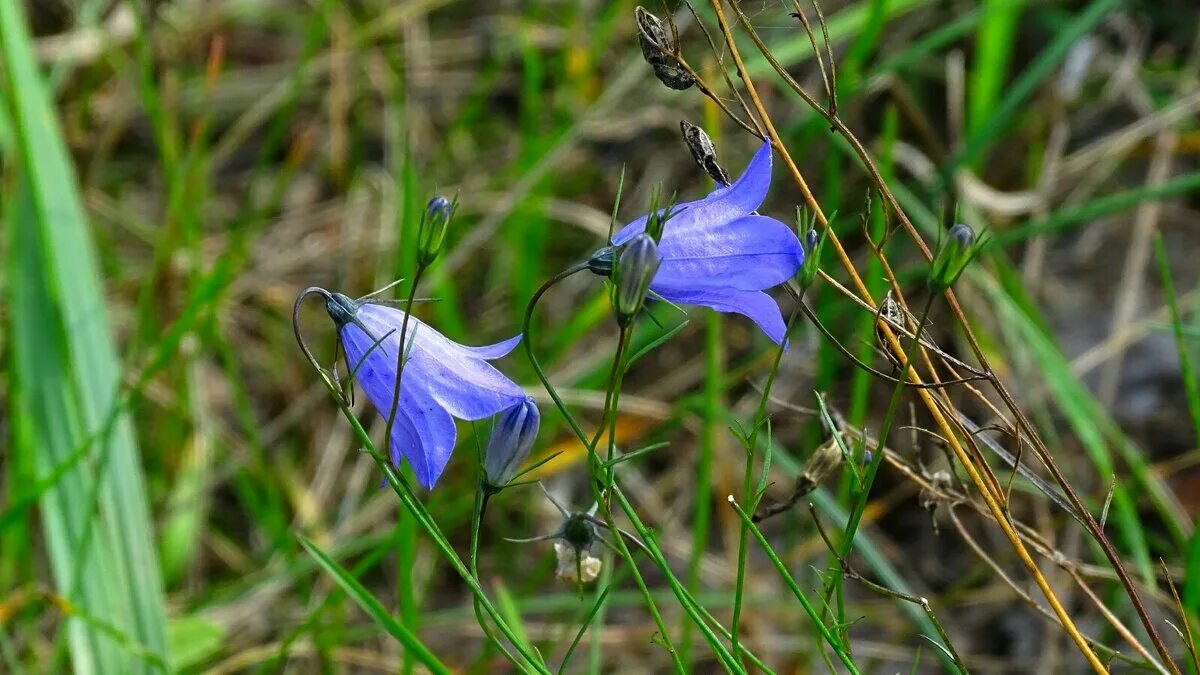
940;0;1119;190
0;1;170;672
1152;234;1200;455
969;0;1024;140
297;535;451;675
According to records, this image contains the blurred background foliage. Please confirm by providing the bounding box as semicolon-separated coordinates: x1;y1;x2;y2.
1;0;1199;672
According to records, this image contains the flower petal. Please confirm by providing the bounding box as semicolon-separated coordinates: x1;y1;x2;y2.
354;303;526;421
340;322;456;488
339;317;406;422
455;334;522;360
612;140;773;245
396;382;458;488
658;287;790;346
387;411;420;469
650;214;803;292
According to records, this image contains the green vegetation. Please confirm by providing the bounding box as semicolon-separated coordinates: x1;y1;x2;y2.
2;0;1199;672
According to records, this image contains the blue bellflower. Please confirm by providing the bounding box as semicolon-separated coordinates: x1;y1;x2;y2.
609;141;803;344
326;293;528;488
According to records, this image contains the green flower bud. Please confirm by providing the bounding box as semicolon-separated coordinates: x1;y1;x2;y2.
417;195;453;267
797;227;824;291
586;245;615;277
613;233;660;327
928;223;977;292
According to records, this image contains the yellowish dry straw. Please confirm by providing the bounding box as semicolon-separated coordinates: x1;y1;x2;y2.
707;1;1108;671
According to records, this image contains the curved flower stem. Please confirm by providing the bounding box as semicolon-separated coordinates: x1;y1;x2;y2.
522;263;593;444
469;486;519;666
524;267;682;670
730;301;801;662
708;2;1111;671
384;265;425;452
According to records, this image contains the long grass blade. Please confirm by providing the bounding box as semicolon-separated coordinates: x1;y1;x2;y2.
297;535;451;675
0;1;170;671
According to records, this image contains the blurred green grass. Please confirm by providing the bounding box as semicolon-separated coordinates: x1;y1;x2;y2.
2;0;1199;672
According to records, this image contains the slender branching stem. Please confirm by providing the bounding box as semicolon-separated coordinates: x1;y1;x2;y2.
839;292;935;546
522;268;735;673
728;498;859;674
707;2;1112;670
730;301;801;662
588;325;686;674
720;5;1178;669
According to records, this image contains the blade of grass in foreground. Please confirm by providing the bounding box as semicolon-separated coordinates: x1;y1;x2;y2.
0;1;169;672
297;535;451;675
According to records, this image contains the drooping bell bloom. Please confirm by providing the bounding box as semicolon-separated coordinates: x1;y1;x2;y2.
324;292;528;488
604;140;804;344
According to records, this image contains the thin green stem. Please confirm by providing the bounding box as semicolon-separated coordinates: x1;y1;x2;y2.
384;266;425;445
370;451;547;674
523;263;593;444
382;268;423;675
522;271;741;673
839;292;936;548
730;303;802;661
728;497;859;675
590;326;685;673
607;485;744;674
469;486;518;666
684;312;721;667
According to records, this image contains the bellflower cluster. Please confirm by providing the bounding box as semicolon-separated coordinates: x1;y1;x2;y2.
324;292;531;489
593;140;805;344
303;143;811;492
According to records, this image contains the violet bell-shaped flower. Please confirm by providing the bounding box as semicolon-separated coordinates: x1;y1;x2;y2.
325;292;528;488
590;140;804;344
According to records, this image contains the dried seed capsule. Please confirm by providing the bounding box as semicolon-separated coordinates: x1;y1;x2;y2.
635;6;695;90
635;6;674;65
680;120;730;186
